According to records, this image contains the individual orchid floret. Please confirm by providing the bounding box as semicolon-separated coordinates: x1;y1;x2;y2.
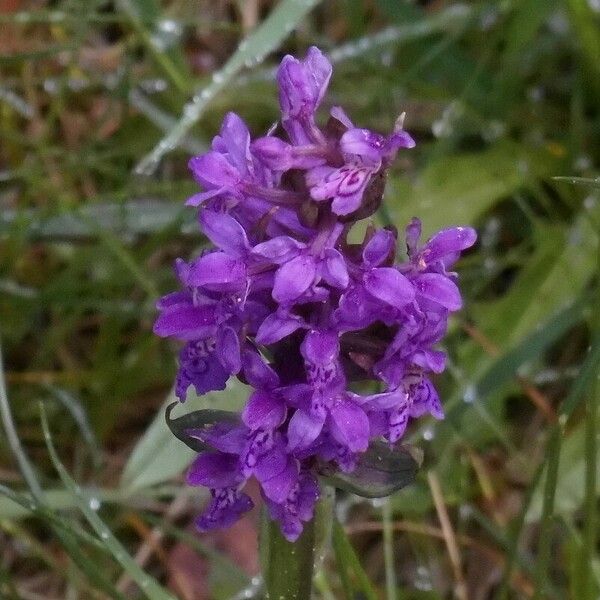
252;223;348;305
155;46;477;542
277;46;332;144
306;117;415;216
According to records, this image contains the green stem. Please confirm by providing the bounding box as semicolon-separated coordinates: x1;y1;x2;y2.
262;514;316;600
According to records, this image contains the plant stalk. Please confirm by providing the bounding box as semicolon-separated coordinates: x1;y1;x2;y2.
261;488;334;600
262;514;316;600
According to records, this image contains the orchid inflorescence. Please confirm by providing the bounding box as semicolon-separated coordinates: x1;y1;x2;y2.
154;47;476;542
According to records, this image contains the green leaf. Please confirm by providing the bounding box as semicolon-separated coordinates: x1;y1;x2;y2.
527;335;600;522
321;442;422;498
386;141;559;235
120;382;248;491
475;215;597;348
566;0;600;101
165;402;240;452
502;0;559;64
448;291;589;422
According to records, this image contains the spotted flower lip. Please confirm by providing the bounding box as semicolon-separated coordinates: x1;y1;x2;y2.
154;46;477;541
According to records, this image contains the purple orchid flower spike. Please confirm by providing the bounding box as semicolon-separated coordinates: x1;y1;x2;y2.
154;46;476;541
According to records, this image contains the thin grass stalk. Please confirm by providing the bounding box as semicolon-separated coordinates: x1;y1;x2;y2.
382;497;398;600
582;381;597;600
0;340;43;499
331;519;379;600
532;427;562;600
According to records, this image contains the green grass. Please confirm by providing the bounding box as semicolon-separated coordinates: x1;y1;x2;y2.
1;0;599;598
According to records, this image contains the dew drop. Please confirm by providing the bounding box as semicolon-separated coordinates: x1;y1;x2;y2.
482;120;506;142
88;497;101;511
527;86;544;102
159;19;183;36
414;565;433;591
49;10;66;22
15;12;31;23
479;7;498;30
422;426;435;441
574;154;592;171
516;159;529;175
43;78;59;95
432;119;452;139
583;195;597;210
463;384;476;404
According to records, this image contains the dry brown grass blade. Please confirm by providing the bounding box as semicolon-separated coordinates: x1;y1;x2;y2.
428;471;469;600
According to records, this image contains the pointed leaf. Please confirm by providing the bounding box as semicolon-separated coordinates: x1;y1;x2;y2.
321;441;422;498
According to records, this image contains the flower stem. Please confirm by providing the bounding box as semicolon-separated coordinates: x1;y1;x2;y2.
261;514;316;600
261;489;335;600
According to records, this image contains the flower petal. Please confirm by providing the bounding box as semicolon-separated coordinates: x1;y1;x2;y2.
364;267;415;309
423;226;477;265
252;236;304;264
287;409;324;451
187;252;247;292
362;228;396;267
199;210;249;258
256;452;298;503
256;311;305;344
414;273;462;310
216;326;241;374
273;254;317;304
320;248;349;289
153;304;216;340
410;378;444;420
277;46;331;121
176;342;229;400
195;489;253;531
243;390;286;430
186;452;242;488
329;399;369;452
213;112;250;175
300;329;339;366
241;349;279;389
188;152;241;190
340;128;386;165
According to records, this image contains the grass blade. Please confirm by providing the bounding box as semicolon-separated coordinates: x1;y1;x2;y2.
0;340;43;499
41;405;177;600
532;427;562;600
382;498;398;600
331;519;379;600
582;376;598;600
135;0;322;175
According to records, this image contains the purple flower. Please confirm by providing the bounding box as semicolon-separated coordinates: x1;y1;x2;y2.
277;46;332;145
155;46;476;541
252;223;348;305
307;125;415;215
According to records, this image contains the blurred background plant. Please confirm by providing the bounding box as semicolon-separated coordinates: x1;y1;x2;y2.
0;0;599;598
